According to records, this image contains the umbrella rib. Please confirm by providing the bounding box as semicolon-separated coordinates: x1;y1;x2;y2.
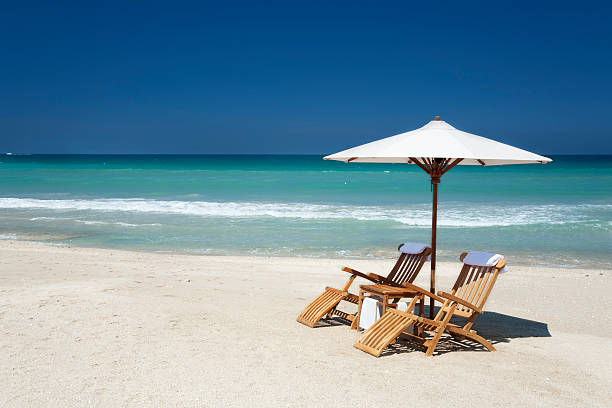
439;158;449;170
410;157;430;174
412;157;463;177
440;158;464;175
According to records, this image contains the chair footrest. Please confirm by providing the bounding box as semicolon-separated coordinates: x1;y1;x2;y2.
354;308;418;357
297;288;347;328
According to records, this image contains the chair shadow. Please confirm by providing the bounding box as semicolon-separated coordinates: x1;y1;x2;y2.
313;318;347;328
318;305;551;357
475;310;551;341
382;306;550;357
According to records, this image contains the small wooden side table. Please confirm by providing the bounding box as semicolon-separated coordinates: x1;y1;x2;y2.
351;284;424;335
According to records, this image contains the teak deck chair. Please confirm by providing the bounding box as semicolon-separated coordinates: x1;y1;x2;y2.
354;252;506;357
296;244;431;328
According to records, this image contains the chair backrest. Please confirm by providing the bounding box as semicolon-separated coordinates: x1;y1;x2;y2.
441;252;505;320
386;244;431;285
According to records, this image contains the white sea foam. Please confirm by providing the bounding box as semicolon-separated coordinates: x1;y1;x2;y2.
28;215;161;227
73;220;162;227
30;216;73;221
1;197;610;228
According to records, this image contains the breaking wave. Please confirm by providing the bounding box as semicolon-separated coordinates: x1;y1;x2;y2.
28;216;161;227
1;197;610;228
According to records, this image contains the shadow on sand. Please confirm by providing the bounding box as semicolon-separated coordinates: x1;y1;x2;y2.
316;306;551;356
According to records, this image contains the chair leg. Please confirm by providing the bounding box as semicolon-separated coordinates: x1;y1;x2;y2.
351;289;365;330
424;304;456;356
413;296;425;336
469;333;496;351
447;326;496;351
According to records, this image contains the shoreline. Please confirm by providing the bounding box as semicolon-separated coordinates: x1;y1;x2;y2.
1;236;609;271
1;239;610;406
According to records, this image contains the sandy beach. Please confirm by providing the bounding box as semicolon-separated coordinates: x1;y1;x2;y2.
0;240;610;407
3;1;611;406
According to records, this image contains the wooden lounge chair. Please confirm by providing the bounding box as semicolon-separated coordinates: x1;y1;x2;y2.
296;244;431;328
354;252;506;356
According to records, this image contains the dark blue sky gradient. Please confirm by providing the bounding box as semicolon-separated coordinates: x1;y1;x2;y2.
1;1;611;154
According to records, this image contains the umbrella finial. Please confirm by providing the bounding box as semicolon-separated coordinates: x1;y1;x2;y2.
434;116;440;121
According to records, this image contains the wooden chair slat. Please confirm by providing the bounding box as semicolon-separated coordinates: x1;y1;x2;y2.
456;266;473;299
403;254;421;282
402;254;417;280
462;266;483;311
467;268;486;306
471;266;492;307
386;253;405;282
393;255;408;282
396;253;414;283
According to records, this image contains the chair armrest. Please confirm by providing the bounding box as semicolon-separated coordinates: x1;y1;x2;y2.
368;272;385;281
437;291;482;314
367;273;398;286
400;282;445;303
341;267;378;283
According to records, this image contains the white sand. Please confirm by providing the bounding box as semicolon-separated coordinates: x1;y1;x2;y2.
0;240;610;407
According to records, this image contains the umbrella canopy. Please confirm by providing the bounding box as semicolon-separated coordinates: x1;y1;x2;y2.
324;117;551;318
324;118;551;165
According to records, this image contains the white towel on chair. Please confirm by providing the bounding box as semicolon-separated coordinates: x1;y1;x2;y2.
359;297;381;330
359;297;410;330
399;242;431;261
399;242;429;254
463;251;508;273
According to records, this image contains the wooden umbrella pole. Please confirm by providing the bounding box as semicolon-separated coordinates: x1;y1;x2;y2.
410;156;462;319
430;175;440;319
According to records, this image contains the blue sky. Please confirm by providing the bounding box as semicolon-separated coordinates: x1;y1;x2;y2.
1;1;611;154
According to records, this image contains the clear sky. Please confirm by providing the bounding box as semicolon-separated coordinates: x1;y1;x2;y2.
1;1;611;154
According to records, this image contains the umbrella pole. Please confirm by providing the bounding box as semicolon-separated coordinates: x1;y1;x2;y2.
430;177;439;319
412;156;461;320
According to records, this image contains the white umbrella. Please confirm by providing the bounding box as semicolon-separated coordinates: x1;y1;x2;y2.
324;117;552;318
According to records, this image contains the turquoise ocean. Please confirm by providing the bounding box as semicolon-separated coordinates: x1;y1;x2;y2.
0;155;610;268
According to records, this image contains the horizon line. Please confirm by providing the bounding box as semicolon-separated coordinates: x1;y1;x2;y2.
3;152;611;157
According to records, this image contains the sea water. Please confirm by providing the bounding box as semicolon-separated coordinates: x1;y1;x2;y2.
0;155;610;268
